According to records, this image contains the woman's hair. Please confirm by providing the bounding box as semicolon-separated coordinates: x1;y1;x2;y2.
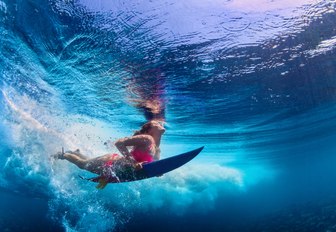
133;121;154;136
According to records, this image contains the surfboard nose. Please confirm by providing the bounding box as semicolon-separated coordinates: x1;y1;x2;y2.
142;146;205;178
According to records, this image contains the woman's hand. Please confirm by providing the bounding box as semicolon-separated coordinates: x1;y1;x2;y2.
134;161;148;171
134;162;143;171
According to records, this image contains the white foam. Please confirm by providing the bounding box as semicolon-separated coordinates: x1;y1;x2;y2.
0;0;7;14
305;36;336;57
1;87;125;231
133;163;243;213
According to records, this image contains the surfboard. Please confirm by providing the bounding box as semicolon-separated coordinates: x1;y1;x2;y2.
141;146;204;179
81;146;204;184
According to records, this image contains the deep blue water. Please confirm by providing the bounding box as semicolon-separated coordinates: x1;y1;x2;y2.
1;0;336;231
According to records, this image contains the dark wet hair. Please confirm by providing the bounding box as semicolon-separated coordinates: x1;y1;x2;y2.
133;121;154;136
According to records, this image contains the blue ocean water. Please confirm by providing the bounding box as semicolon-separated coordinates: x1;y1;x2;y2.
1;0;336;231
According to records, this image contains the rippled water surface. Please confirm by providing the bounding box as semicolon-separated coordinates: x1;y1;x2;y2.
1;0;336;231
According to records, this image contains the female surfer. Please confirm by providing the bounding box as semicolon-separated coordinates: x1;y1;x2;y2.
53;120;165;188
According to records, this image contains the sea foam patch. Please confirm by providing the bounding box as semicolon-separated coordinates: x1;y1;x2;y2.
111;163;245;215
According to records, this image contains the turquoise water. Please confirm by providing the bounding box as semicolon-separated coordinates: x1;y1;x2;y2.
1;0;336;231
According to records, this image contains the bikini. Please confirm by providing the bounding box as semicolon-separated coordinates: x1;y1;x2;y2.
131;146;154;163
95;146;155;187
100;153;121;183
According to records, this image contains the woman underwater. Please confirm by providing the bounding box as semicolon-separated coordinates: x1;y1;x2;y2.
53;120;166;189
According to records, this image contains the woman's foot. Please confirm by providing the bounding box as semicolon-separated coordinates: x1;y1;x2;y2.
66;149;81;155
52;147;65;160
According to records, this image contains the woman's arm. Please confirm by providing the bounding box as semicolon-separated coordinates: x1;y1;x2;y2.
115;135;153;158
114;139;132;158
153;147;160;161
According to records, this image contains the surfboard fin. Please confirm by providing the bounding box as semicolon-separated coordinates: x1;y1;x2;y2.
96;178;108;189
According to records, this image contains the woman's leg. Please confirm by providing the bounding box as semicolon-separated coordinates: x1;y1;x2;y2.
63;153;122;174
67;149;89;160
53;148;123;175
63;152;88;170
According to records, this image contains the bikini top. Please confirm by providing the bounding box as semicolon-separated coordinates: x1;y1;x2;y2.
131;145;155;163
